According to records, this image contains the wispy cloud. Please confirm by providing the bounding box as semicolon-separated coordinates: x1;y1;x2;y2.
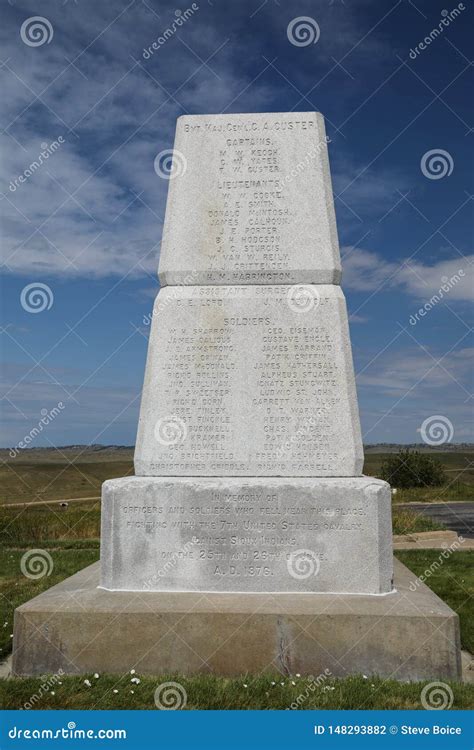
343;247;473;302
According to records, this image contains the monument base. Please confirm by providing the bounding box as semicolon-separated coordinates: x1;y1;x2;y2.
12;559;461;681
100;476;393;594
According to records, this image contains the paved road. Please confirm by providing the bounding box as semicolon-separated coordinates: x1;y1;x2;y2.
2;496;100;509
400;502;474;539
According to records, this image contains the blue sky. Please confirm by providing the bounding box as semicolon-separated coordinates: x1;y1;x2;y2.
1;0;472;448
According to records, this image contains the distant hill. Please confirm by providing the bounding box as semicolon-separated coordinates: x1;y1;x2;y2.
364;443;474;453
1;442;473;458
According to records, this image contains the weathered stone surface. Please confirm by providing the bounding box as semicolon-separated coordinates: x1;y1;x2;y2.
12;559;461;681
100;476;392;594
135;284;363;477
158;112;341;286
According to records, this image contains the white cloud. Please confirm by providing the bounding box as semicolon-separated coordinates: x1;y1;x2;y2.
357;346;473;393
343;247;473;302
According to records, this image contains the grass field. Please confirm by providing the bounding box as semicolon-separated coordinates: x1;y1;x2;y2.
1;672;472;711
1;447;473;505
0;458;132;505
363;449;474;487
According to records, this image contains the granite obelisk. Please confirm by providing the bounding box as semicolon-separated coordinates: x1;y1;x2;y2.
12;113;461;681
101;112;393;595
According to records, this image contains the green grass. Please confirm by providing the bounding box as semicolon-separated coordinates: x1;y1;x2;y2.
0;547;99;660
395;550;474;652
364;451;474;487
0;459;132;505
1;673;473;711
0;502;101;546
391;483;474;504
391;508;445;536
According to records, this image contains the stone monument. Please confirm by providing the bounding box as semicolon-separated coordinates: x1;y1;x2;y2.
13;113;461;681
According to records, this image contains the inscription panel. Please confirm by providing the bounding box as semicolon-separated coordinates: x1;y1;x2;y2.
158;112;341;285
100;477;392;594
134;285;363;477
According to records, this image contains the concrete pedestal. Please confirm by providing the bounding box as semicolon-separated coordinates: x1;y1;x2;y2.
12;558;461;681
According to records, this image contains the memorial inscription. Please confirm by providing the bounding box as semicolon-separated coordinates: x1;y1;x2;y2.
134;285;363;477
101;477;392;594
159;112;341;286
